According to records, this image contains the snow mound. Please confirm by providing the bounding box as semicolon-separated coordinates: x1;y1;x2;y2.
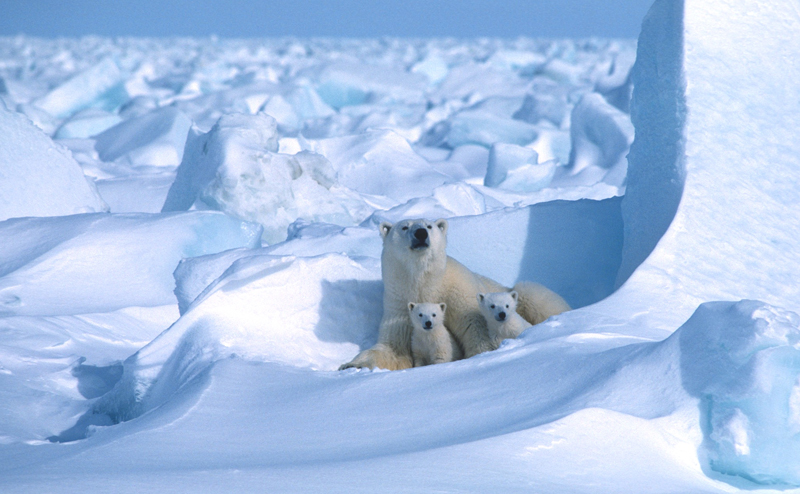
0;105;108;221
98;253;381;421
0;212;262;316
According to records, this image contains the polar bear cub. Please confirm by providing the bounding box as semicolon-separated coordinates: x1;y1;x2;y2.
408;302;463;366
477;291;532;347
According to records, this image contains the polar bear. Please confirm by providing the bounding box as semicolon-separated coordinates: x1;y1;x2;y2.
408;302;463;366
339;218;570;371
477;291;531;347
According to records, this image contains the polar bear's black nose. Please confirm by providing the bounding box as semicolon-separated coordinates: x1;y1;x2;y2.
424;320;432;329
498;311;506;321
414;228;428;241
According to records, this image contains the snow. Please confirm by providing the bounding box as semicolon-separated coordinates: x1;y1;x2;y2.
1;0;800;491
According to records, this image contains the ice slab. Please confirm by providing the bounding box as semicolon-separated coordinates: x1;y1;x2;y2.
93;106;193;167
0;105;107;221
53;108;122;139
32;58;127;119
0;212;262;316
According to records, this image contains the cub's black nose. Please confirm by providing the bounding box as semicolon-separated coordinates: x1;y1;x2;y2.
498;312;506;321
424;321;432;329
414;228;428;241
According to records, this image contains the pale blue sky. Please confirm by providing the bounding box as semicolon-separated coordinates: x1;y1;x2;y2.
0;0;653;38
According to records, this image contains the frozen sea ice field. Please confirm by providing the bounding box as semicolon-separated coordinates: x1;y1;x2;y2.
2;0;800;491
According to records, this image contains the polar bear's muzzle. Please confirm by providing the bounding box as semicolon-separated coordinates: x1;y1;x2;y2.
410;226;430;250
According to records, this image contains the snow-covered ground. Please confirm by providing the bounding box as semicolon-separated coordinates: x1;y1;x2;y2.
1;0;800;491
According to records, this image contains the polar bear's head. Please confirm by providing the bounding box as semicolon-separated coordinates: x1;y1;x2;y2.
477;291;518;322
408;302;447;331
380;218;448;253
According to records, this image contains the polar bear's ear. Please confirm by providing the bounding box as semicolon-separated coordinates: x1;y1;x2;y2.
408;302;416;311
379;222;393;239
510;291;518;302
435;218;448;235
477;293;485;303
439;303;446;313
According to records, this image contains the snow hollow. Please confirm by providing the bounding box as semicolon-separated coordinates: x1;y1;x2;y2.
1;0;800;491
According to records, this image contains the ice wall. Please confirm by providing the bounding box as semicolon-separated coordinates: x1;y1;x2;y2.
0;106;108;221
612;0;800;327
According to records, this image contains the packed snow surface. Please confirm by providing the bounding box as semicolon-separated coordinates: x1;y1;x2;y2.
1;0;800;491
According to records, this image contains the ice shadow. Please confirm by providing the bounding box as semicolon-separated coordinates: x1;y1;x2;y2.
314;279;383;351
48;359;124;443
448;197;623;310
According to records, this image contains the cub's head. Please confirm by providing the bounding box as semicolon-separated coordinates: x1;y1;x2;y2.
379;218;448;254
477;291;518;322
408;302;447;331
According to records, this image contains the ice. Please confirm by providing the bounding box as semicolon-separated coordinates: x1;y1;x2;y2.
0;212;262;316
163;112;370;243
53;108;122;139
32;58;127;119
553;92;634;188
611;0;800;327
2;7;800;490
306;129;450;202
0;105;107;221
444;109;540;148
485;142;557;192
314;61;427;110
411;51;449;85
93;106;193;167
676;301;800;486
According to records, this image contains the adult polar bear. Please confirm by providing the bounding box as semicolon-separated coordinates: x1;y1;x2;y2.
339;218;570;371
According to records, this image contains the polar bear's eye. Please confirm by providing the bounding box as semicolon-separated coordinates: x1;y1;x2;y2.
402;226;409;231
418;313;423;317
426;225;432;229
432;314;436;317
490;304;495;309
505;305;509;308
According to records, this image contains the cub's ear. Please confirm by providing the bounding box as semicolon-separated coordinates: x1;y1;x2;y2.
439;303;447;313
435;218;448;235
510;291;518;302
477;293;485;303
379;222;393;239
408;302;416;311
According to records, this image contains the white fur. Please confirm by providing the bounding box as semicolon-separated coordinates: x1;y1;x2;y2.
339;218;571;371
408;302;463;366
477;291;531;347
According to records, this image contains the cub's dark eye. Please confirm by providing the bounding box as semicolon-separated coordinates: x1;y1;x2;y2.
402;226;409;231
506;305;509;308
427;225;432;229
490;304;495;309
432;314;436;317
418;313;423;317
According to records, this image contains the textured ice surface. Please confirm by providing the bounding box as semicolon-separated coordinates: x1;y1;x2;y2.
0;105;108;221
